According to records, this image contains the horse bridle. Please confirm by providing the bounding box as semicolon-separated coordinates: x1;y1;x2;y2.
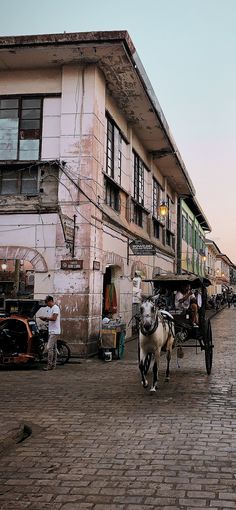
140;305;160;337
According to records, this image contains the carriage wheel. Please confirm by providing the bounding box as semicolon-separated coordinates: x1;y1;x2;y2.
204;319;213;375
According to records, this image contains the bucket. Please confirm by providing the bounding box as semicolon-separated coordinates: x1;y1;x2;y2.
104;350;112;362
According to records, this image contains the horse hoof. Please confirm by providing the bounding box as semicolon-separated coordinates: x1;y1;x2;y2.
150;387;156;392
142;381;148;388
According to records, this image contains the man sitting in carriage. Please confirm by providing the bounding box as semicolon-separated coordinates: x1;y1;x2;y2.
175;284;199;327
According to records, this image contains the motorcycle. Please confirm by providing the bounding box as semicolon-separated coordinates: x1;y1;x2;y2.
37;326;71;365
0;299;70;366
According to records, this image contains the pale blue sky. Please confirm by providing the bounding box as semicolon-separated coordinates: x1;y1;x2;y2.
1;0;236;261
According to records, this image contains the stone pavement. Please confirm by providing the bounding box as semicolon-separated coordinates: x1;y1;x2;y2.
0;307;235;509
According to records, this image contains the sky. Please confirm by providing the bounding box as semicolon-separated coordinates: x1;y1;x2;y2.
1;0;236;262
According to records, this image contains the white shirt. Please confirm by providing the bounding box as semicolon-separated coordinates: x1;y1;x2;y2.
175;291;190;310
48;304;61;334
195;293;202;308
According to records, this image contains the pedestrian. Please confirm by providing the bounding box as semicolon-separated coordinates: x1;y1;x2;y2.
39;295;61;370
227;294;232;308
215;294;221;310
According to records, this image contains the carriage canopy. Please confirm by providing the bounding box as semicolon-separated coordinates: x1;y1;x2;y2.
143;273;211;290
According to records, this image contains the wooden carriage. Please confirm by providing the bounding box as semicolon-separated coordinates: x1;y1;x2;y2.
143;274;213;374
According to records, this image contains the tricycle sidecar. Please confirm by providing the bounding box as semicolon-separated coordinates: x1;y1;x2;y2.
0;299;44;365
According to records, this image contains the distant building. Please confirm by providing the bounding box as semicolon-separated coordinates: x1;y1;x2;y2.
206;239;234;294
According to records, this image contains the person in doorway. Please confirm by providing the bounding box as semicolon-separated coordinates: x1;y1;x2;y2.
39;295;61;370
132;272;142;304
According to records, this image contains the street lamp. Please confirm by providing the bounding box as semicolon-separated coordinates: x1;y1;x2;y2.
1;260;7;271
199;249;206;262
159;201;168;217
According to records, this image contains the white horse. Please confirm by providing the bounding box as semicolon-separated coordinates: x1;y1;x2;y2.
139;297;175;392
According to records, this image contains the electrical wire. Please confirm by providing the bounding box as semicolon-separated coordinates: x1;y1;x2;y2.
0;159;178;261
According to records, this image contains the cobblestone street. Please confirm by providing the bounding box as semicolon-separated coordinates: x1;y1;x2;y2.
0;308;236;510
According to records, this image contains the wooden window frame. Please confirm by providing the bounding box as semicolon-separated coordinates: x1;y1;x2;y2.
153;178;161;218
0;95;44;161
0;164;39;195
133;151;145;206
104;175;120;212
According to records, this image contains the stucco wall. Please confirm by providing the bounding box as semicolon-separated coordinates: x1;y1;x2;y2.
1;62;176;356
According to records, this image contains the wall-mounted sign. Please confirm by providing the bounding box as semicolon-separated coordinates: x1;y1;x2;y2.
60;214;74;244
93;260;100;270
61;259;83;270
129;240;156;256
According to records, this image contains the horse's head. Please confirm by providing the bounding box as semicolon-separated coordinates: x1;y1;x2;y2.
140;297;158;335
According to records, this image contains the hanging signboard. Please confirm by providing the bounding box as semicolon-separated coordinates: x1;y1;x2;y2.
129;240;156;256
60;214;74;244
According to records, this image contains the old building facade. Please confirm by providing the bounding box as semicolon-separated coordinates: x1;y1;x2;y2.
179;197;210;276
0;31;201;355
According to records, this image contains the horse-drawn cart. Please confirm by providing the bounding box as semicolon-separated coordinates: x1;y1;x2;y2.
143;273;213;375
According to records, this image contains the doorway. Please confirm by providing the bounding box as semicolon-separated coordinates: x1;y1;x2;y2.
102;265;119;318
0;259;35;310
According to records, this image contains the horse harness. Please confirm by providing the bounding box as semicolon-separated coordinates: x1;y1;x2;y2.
140;307;174;337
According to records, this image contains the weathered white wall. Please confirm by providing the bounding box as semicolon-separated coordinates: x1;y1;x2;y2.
0;62;177;354
0;69;61;95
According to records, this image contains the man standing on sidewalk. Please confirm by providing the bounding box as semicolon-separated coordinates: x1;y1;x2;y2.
39;295;61;371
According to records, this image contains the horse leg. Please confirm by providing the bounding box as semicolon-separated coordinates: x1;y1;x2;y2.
139;347;148;388
165;349;171;382
150;350;160;392
165;332;174;382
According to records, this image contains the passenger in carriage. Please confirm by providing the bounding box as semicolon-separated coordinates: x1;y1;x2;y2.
175;284;199;327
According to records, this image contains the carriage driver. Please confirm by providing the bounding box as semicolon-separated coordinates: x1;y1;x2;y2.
175;284;199;327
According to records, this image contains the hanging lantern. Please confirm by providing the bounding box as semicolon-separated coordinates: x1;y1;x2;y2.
159;201;168;217
1;260;7;271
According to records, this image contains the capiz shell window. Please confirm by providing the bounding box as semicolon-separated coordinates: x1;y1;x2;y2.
0;97;42;161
